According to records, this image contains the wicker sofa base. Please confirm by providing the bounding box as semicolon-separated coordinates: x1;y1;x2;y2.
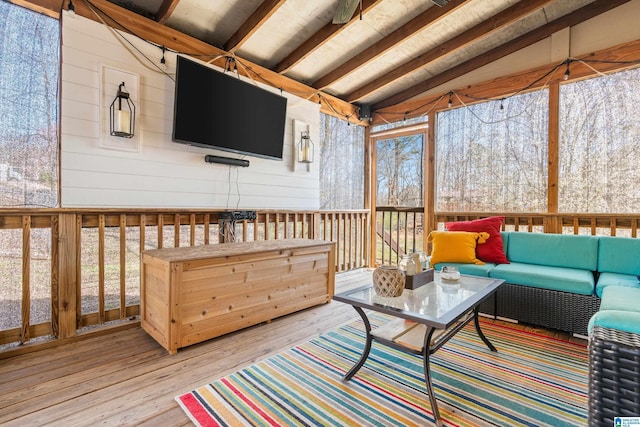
589;326;640;426
478;292;496;316
488;283;600;335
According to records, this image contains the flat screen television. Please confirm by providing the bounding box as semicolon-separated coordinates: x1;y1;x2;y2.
172;55;288;161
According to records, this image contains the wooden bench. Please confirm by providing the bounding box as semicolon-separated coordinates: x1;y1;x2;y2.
141;239;336;354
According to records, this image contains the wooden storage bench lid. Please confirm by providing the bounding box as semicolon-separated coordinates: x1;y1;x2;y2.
142;238;334;262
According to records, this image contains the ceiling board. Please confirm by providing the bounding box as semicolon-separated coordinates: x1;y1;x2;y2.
289;0;433;82
235;0;337;67
167;0;263;46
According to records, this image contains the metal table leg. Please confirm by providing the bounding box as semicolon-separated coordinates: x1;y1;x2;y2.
422;327;442;427
343;305;496;426
474;307;497;352
344;306;372;381
424;309;497;426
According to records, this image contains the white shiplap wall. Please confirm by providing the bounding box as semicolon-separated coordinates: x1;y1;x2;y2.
60;11;320;209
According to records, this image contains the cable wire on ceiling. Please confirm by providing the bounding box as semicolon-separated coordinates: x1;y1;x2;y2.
375;56;640;125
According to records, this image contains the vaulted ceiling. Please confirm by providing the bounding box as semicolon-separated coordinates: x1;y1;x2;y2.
15;0;634;124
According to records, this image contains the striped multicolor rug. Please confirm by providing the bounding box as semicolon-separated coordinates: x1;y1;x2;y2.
176;315;588;426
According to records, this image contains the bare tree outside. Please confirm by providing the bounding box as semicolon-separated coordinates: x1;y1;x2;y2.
435;91;549;212
0;3;59;208
0;3;59;336
434;66;640;216
376;134;424;207
374;131;426;264
319;113;365;209
559;67;640;213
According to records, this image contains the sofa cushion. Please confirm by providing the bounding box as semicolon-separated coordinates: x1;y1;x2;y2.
507;232;599;271
595;272;640;297
489;262;595;295
501;231;509;255
588;310;640;335
445;216;509;264
597;235;640;276
427;231;489;266
432;262;495;277
599;285;640;313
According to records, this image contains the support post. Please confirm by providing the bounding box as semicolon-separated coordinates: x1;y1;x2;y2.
57;213;78;339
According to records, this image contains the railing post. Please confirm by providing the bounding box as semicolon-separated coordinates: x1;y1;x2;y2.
203;213;210;244
21;216;31;343
50;215;59;338
75;214;82;329
174;214;181;247
57;212;78;339
190;214;196;246
361;211;368;267
265;213;271;240
119;214;127;319
544;215;560;234
313;212;321;239
98;214;106;324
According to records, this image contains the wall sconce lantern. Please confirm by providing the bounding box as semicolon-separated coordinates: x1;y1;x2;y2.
110;82;135;138
298;130;314;163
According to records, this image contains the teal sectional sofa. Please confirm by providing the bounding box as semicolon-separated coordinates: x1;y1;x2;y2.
432;232;640;336
433;230;640;426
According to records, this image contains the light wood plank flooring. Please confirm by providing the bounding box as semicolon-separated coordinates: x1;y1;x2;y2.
0;269;586;426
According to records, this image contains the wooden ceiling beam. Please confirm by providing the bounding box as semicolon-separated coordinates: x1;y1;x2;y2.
156;0;180;25
274;0;379;74
223;0;287;53
311;0;470;90
372;0;632;111
8;0;60;18
346;0;557;103
371;37;640;126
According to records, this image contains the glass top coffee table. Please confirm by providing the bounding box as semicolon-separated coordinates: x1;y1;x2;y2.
333;273;504;427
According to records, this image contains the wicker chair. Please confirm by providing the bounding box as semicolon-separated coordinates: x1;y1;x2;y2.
588;325;640;426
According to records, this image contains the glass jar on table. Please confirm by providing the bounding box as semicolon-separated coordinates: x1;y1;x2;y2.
398;254;417;275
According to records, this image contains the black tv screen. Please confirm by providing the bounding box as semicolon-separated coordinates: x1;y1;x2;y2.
172;56;287;160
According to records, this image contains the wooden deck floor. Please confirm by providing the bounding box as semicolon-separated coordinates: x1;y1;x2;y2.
0;269;586;426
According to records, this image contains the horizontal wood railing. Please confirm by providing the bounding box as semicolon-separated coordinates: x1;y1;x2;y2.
0;208;369;353
374;208;640;266
434;212;640;237
6;207;638;352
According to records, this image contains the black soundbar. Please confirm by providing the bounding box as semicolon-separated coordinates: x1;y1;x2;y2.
204;155;250;167
218;210;257;221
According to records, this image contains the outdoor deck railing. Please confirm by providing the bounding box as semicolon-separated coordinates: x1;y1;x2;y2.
0;208;369;351
4;207;639;353
374;208;640;266
435;212;640;237
375;206;424;266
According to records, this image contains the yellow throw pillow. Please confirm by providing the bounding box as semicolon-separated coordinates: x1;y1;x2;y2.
427;230;490;265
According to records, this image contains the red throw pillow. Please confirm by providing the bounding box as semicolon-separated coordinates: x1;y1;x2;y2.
445;216;509;264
